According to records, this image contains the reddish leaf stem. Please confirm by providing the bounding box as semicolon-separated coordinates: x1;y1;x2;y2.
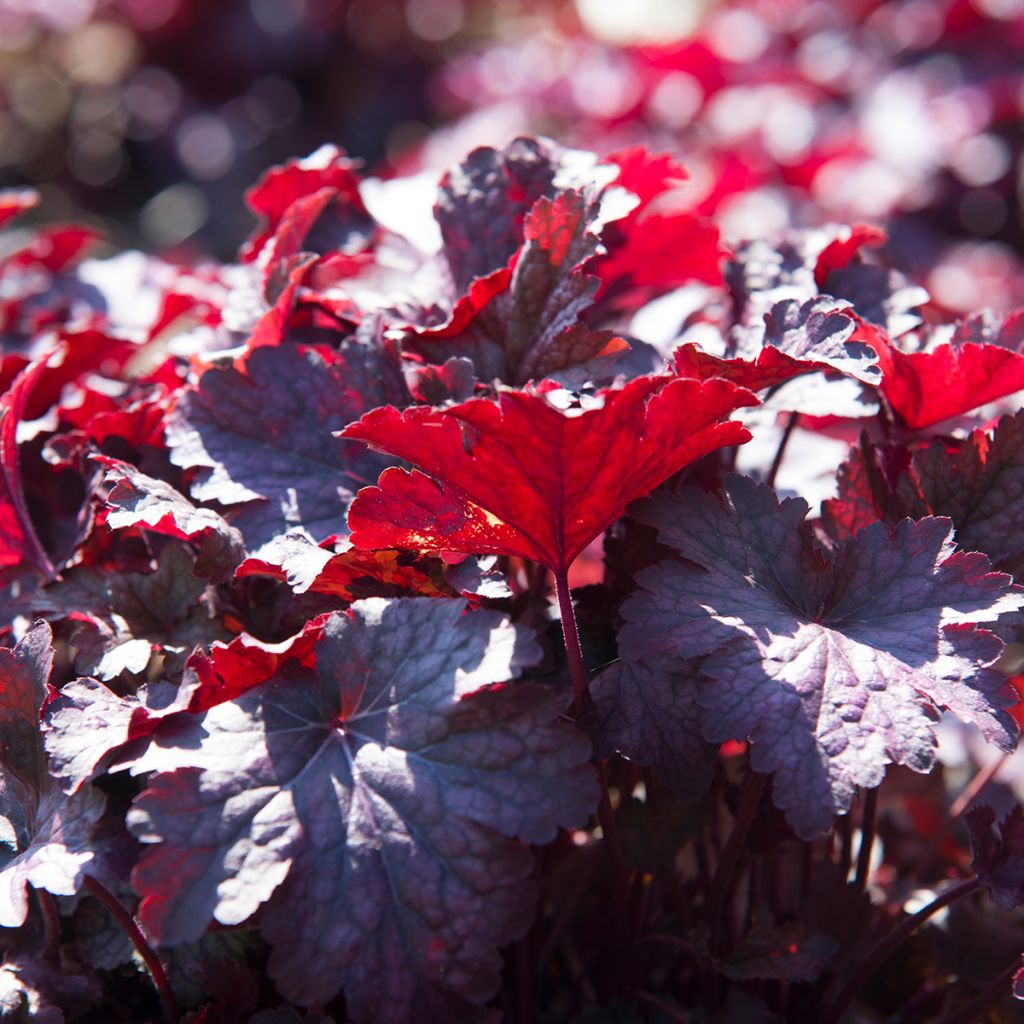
949;752;1010;821
707;770;766;956
821;877;981;1024
854;787;879;893
35;887;61;969
766;412;799;488
84;876;178;1024
553;567;588;714
938;955;1021;1024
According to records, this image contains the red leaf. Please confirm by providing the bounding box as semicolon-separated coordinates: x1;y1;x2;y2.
0;189;38;230
9;224;100;273
875;338;1024;430
183;615;326;713
342;375;756;573
596;147;723;295
0;356;54;577
241;145;369;263
814;223;887;290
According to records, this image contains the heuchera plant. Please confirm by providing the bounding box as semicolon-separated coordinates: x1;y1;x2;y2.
3;137;1024;1024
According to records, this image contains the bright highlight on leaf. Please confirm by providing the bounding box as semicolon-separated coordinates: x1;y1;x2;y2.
342;374;757;573
620;475;1024;838
125;598;597;1017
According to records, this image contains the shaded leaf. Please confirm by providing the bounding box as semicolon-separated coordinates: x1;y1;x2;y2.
719;920;837;981
0;955;100;1023
29;545;226;681
586;658;715;802
967;804;1024;912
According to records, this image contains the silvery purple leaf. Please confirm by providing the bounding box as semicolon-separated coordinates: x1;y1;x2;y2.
620;476;1023;838
126;598;597;1020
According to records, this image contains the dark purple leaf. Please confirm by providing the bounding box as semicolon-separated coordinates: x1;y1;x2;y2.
825;262;929;337
0;954;100;1023
967;804;1024;912
719;920;837;982
434;137;563;293
621;476;1023;838
29;545;226;681
98;456;245;582
43;676;191;795
126;598;597;1016
824;412;1024;576
166;339;408;555
586;658;715;802
412;190;626;384
0;623;103;927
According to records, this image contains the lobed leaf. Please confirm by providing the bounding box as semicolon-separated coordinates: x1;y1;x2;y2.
0;623;103;927
621;476;1023;838
342;374;757;573
126;598;597;1018
167;340;408;555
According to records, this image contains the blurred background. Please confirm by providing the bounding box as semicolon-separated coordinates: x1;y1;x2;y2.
0;0;1022;311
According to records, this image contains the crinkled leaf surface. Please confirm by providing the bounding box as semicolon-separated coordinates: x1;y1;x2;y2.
28;545;225;681
967;804;1024;912
586;658;715;802
413;189;624;385
126;598;597;1018
167;339;407;555
0;623;103;926
672;296;880;393
621;476;1023;838
342;374;756;573
823;413;1024;575
99;456;245;582
434;137;563;293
